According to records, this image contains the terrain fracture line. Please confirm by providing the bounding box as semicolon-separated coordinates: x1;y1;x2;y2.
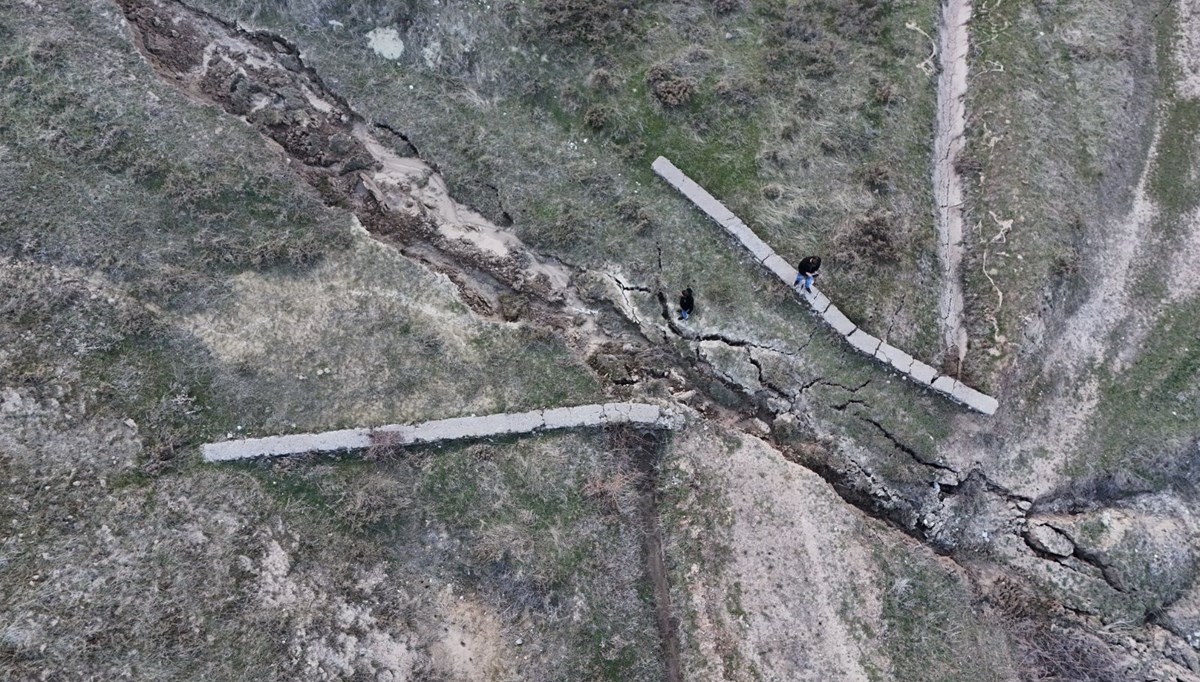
932;0;973;364
652;156;997;415
202;403;675;461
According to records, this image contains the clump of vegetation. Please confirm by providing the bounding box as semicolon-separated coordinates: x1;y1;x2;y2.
584;103;614;129
830;0;889;41
835;209;900;264
988;577;1124;682
645;64;697;108
762;10;837;79
711;0;739;14
856;160;892;194
539;0;634;45
588;67;615;90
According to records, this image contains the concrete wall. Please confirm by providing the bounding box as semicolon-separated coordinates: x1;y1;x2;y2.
652;156;998;416
202;402;675;462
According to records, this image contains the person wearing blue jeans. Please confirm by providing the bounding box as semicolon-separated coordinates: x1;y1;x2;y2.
678;287;695;320
794;255;821;293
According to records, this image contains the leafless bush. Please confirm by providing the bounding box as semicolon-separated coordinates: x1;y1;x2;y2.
989;577;1124;682
831;0;888;41
584;104;613;129
588;67;614;90
856;160;892;194
1009;620;1124;682
645;64;696;108
712;0;739;14
714;77;756;111
764;12;837;79
365;430;407;460
538;0;632;45
834;209;900;264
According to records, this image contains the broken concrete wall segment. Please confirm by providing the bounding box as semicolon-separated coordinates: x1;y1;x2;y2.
202;402;674;461
652;156;998;416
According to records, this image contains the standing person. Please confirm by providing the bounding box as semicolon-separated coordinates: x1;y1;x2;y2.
678;287;695;320
794;255;822;293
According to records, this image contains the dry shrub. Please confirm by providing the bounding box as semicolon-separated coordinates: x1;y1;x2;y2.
365;430;407;460
583;469;644;515
831;0;888;41
712;0;739;14
856;160;892;194
645;64;696;108
584;104;613;129
835;209;900;264
539;0;632;45
332;476;412;532
955;154;984;179
872;80;898;105
989;577;1124;682
764;13;837;79
588;67;614;90
616;198;654;233
714;77;756;111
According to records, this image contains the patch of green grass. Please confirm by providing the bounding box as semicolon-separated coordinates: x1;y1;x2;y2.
1080;296;1200;481
1150;98;1200;221
874;544;1014;681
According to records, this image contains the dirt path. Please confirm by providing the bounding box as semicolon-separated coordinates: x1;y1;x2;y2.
941;120;1163;497
932;0;972;366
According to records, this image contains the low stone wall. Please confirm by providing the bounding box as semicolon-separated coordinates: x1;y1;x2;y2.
202;402;674;462
652;156;998;416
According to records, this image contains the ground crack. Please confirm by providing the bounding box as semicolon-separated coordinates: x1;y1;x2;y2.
858;415;958;475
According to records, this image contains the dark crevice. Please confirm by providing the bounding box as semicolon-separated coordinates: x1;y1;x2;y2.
372;121;422;157
858;415;958;474
834;398;868;412
745;352;792;399
1069;546;1129;594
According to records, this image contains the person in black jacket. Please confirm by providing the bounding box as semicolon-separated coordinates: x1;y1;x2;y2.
793;255;821;293
678;287;695;320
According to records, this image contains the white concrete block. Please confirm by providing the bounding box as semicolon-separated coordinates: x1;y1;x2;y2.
762;254;795;284
908;361;938;384
202;428;371;461
408;416;477;442
802;287;831;313
846;329;881;357
930;376;958;395
822;304;857;336
652;156;681;182
568;403;608;426
540;406;576;430
698;196;738;225
543;404;606;429
623;403;662;424
653;158;740;226
739;231;777;263
503;409;547;433
875;343;915;373
950;384;999;416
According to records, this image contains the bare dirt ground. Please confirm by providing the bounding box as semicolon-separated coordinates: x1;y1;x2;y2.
662;424;1016;681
